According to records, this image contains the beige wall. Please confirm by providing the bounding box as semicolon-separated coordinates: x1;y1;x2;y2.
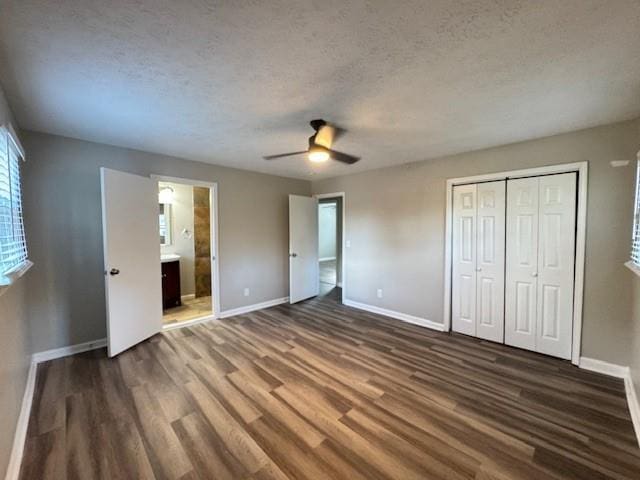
0;85;32;479
21;131;310;352
313;119;640;366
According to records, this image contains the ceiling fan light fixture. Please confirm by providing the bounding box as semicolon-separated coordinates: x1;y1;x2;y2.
263;119;358;165
158;186;175;204
308;147;329;163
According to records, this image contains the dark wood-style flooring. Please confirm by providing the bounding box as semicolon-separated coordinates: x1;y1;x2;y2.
20;288;640;479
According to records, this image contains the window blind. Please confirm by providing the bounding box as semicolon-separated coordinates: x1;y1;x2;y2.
0;127;27;279
632;159;640;266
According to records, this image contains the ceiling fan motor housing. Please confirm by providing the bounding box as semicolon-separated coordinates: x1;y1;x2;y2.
309;119;326;131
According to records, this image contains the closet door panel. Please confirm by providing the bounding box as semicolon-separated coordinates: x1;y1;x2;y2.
505;177;538;351
475;181;506;343
452;184;477;336
535;173;576;359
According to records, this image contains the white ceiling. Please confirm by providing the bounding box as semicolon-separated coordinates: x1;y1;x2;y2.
1;1;639;180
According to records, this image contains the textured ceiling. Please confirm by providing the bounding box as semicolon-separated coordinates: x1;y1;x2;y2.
0;1;639;180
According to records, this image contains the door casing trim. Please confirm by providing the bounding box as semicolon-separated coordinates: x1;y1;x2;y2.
151;174;221;325
314;192;346;303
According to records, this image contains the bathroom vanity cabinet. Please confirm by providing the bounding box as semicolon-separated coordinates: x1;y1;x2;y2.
161;259;181;309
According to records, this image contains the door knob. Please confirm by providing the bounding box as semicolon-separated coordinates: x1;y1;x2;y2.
476;267;482;272
289;253;298;258
109;268;120;276
532;272;538;277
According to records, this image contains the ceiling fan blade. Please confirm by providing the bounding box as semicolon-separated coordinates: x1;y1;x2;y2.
263;151;307;160
331;126;347;142
328;149;360;164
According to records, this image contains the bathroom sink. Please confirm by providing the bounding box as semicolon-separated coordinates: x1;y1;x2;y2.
161;254;180;263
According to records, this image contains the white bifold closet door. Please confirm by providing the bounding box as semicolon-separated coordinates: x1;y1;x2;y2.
505;173;576;359
452;181;505;342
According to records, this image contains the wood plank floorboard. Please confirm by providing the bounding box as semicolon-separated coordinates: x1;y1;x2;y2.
20;288;640;479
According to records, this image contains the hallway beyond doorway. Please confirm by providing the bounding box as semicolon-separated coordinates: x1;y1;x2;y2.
320;258;336;286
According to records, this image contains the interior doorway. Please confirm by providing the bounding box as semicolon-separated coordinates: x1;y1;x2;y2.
154;176;220;328
317;195;343;297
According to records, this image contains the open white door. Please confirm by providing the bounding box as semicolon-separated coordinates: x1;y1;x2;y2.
101;168;163;357
289;194;319;303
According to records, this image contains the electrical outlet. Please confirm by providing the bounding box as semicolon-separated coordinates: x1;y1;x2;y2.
244;288;250;297
377;288;383;299
346;240;351;248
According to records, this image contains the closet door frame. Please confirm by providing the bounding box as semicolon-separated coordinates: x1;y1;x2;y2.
443;162;588;366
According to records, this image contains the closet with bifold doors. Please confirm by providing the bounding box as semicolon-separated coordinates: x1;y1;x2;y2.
451;172;577;360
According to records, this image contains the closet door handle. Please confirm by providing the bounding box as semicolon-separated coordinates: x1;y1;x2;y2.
532;272;538;277
475;267;482;272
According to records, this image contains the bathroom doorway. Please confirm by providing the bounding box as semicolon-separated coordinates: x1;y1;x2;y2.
153;175;220;328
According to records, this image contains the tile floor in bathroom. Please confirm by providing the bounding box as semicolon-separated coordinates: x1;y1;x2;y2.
162;295;212;325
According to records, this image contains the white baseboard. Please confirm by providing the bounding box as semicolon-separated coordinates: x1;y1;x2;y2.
624;374;640;447
181;293;196;302
343;299;445;332
219;297;289;318
579;356;640;447
579;357;629;378
7;338;107;478
4;360;37;480
319;257;337;262
32;338;107;363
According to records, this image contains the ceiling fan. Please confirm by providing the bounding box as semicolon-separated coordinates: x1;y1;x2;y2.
264;119;360;164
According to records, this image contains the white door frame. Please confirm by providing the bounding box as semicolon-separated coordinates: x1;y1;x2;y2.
151;175;221;328
443;162;588;365
314;192;346;303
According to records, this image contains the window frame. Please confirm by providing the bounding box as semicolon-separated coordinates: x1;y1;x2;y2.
0;123;32;292
626;152;640;278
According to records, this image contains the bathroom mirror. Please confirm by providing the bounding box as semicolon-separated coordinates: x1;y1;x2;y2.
159;203;172;245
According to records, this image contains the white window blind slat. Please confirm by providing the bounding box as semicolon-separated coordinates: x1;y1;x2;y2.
0;127;28;278
631;159;640;266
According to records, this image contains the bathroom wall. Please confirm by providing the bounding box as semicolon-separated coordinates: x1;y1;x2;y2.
193;186;211;298
160;182;195;297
